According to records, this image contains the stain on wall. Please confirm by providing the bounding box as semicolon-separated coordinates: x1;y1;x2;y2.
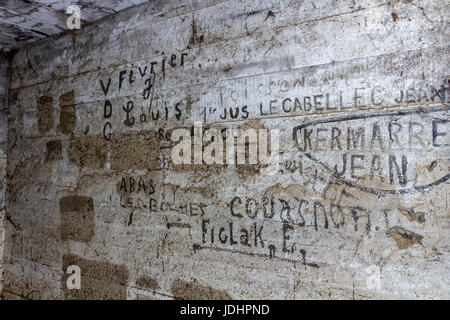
60;196;95;242
37;96;53;134
67;136;107;169
62;254;128;300
58;90;76;135
110;131;160;170
388;226;424;250
171;279;231;300
45;140;62;162
136;276;159;291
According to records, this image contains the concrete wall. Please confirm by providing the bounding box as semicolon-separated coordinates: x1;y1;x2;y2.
1;0;449;299
0;53;9;297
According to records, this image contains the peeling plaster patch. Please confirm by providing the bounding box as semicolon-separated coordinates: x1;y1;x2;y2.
110;131;160;170
171;279;231;300
388;226;423;249
60;196;94;242
398;206;426;224
37;95;53;134
59;90;75;107
59;105;76;135
67;136;107;169
136;276;159;291
58;90;76;135
45;140;62;162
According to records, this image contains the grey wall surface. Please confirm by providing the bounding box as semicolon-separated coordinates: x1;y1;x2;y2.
0;53;9;296
1;0;449;299
0;0;150;53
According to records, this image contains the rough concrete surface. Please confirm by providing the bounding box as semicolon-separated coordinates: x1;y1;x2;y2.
0;52;9;297
0;0;449;300
0;0;150;53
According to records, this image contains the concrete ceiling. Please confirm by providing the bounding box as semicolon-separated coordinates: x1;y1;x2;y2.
0;0;149;54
